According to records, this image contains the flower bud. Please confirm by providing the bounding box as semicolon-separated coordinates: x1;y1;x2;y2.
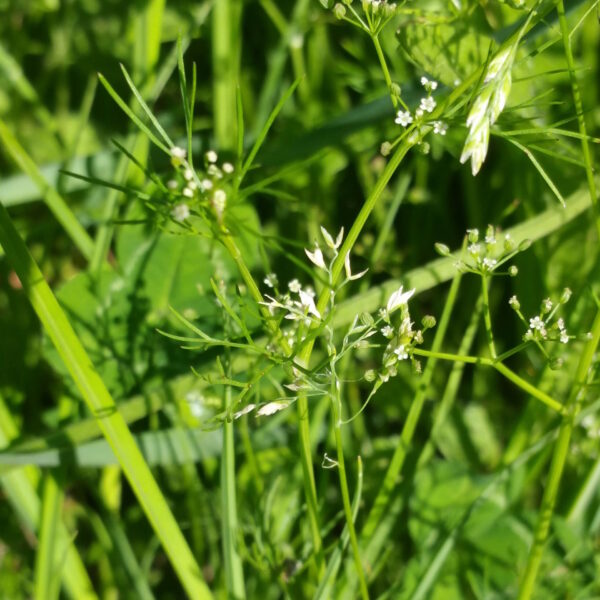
560;288;572;304
467;228;479;244
390;82;402;98
434;242;451;256
380;141;392;156
518;238;532;252
365;369;377;382
508;265;518;277
334;3;346;18
421;315;436;329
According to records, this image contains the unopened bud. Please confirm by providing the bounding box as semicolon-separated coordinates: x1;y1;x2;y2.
365;369;377;382
508;265;518;277
380;141;392;156
421;315;436;329
334;3;346;18
518;238;532;252
390;82;402;98
434;242;451;257
560;288;572;304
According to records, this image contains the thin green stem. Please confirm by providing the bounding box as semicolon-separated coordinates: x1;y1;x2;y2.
371;35;399;109
331;374;369;600
556;0;600;240
518;308;600;599
481;275;497;359
411;349;566;415
360;270;462;542
221;380;246;599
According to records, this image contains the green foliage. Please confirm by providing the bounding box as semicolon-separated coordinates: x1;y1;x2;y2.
0;0;599;598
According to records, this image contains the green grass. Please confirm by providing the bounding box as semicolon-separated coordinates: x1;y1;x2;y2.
0;1;599;598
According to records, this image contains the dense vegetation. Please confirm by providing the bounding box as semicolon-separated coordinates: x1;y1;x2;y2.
1;0;599;598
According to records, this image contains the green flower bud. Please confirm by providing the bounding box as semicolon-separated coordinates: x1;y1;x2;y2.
434;242;451;256
421;315;436;329
334;3;346;18
560;287;572;304
508;265;518;277
365;369;377;382
380;141;392;156
518;238;532;252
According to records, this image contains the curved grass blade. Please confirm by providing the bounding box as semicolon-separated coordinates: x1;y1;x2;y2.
0;203;212;599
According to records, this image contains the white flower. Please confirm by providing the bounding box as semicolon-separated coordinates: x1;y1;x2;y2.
257;401;290;416
560;332;569;344
167;179;178;190
222;162;234;174
433;121;447;135
207;164;223;178
182;187;194;199
419;96;436;113
205;150;218;163
393;344;409;360
543;298;553;312
234;404;256;419
482;257;497;270
264;273;278;288
344;252;368;281
201;179;213;191
468;243;481;255
395;110;413;127
171;203;190;222
299;289;321;319
187;180;198;191
288;279;302;293
212;189;227;217
509;295;520;309
381;325;394;338
305;246;327;270
183;168;194;181
386;286;415;313
321;226;344;250
420;76;438;92
170;146;187;159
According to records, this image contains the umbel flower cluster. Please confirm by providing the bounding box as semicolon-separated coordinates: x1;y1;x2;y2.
509;289;573;346
394;76;447;137
222;227;433;422
166;146;234;225
436;224;530;276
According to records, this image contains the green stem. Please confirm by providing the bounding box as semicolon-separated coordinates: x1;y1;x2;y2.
330;376;369;600
556;0;600;240
481;275;497;359
360;270;462;541
411;349;566;415
221;382;246;599
518;308;600;599
371;35;398;109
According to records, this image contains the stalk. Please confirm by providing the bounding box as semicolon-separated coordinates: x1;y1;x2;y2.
481;275;497;358
330;368;369;600
518;308;600;599
556;0;599;240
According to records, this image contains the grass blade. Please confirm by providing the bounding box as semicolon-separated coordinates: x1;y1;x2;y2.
0;203;212;599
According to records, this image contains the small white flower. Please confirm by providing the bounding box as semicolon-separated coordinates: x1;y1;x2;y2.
257;401;290;416
395;110;413;127
299;289;321;319
222;162;234;174
420;76;438;92
205;150;218;163
171;203;190;222
288;279;302;293
167;179;178;190
187;180;198;191
234;404;256;419
381;325;394;338
543;298;553;312
560;332;569;344
509;295;519;309
557;318;565;331
468;243;481;255
344;252;368;281
305;246;327;270
433;121;447;135
201;179;213;191
182;187;194;199
415;108;424;119
170;146;187;159
529;316;544;331
394;344;409;360
183;168;194;181
264;273;278;288
419;96;436;113
482;257;497;270
386;286;415;313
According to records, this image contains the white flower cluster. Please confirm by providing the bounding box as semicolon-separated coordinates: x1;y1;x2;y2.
460;45;516;175
449;225;522;275
509;288;572;345
371;286;432;382
393;76;448;147
332;0;397;31
167;146;234;223
260;226;368;349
